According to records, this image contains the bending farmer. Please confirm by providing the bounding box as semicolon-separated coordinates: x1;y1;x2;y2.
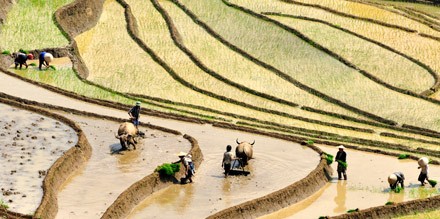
14;52;33;69
38;51;53;70
388;172;405;190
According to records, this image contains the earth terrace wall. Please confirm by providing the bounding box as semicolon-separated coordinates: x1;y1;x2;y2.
2;0;440;161
169;0;440;140
261;12;440;94
280;0;440;42
100;134;202;218
0;0;14;68
330;195;440;219
124;0;440;156
220;0;440;136
0;96;92;219
348;0;440;32
174;0;396;127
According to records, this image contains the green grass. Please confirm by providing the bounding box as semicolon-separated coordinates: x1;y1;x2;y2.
0;0;72;51
2;50;11;55
0;199;9;209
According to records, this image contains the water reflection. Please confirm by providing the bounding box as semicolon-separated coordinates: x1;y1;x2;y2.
333;180;347;213
387;190;404;203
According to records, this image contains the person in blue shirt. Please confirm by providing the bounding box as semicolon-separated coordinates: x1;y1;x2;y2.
14;52;33;69
38;51;53;70
128;101;141;130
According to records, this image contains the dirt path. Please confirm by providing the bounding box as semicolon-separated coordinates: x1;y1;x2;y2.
260;145;440;219
0;103;77;214
0;71;319;217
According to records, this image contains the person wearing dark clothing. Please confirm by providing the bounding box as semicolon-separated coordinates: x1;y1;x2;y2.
14;52;33;69
128;101;141;129
38;51;53;70
388;172;405;190
335;145;347;180
222;145;236;177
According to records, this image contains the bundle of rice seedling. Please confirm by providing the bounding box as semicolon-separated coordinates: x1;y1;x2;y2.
385;201;394;205
155;163;180;176
49;65;56;70
428;179;437;187
337;160;348;168
305;139;314;145
394;186;403;193
324;153;334;165
347;208;359;213
398;154;409;159
318;216;329;219
18;48;28;54
29;63;36;66
1;50;11;55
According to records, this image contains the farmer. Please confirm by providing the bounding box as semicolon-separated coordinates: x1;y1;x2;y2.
38;51;53;70
335;145;347;180
128;101;141;131
418;157;430;186
178;152;194;183
388;172;405;190
222;145;236;177
14;52;33;69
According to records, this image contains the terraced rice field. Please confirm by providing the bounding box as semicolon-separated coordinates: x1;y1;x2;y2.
2;0;440;218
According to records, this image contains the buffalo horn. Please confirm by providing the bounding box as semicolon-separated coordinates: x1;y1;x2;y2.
251;140;255;145
236;138;240;144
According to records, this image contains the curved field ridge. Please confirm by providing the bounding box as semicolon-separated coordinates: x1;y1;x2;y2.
101;134;203;218
0;96;92;219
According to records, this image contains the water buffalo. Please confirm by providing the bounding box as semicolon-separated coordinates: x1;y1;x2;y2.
115;122;138;150
235;138;255;166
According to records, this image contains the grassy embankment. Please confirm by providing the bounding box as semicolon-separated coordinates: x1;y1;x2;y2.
0;0;72;51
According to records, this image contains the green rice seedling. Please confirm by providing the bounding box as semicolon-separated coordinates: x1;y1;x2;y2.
337;160;348;168
29;63;36;66
318;216;329;219
428;179;437;187
394;186;403;193
398;154;410;159
347;208;359;213
306;139;314;145
385;201;395;205
18;48;28;54
49;65;57;70
323;152;333;165
155;163;180;176
1;50;11;55
0;199;9;209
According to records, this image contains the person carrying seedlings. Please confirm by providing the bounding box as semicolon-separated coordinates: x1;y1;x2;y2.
38;51;53;70
388;172;405;190
128;101;141;131
418;157;430;186
335;145;347;180
222;145;236;177
178;152;194;183
14;52;33;69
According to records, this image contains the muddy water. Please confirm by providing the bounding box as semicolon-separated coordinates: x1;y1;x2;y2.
128;124;319;218
260;145;440;219
0;72;319;217
54;114;190;218
0;103;76;214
